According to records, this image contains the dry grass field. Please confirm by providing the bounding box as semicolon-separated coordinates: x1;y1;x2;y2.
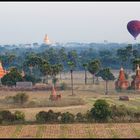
0;70;140;138
0;72;140;120
0;123;140;138
0;70;140;121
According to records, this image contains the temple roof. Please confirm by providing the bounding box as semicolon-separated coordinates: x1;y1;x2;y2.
135;64;140;80
0;61;7;78
118;67;126;81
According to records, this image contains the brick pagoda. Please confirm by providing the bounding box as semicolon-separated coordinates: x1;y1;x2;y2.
49;85;61;101
115;67;129;89
0;61;7;79
131;65;140;90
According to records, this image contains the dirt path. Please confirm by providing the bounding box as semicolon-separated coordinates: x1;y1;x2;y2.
9;105;88;121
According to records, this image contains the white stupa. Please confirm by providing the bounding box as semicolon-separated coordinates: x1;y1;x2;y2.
44;34;51;45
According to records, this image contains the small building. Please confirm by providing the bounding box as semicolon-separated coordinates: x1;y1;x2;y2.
115;67;129;90
16;82;32;89
131;65;140;90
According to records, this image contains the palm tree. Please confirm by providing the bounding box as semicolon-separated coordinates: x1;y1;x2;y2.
58;64;63;80
88;59;101;84
83;63;88;85
39;61;51;84
67;61;75;96
50;64;60;87
97;68;115;95
29;65;33;75
24;55;42;76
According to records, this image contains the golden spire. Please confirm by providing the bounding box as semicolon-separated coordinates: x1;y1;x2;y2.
44;34;51;44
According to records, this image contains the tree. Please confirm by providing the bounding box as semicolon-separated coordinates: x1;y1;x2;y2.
67;50;78;67
67;61;75;96
58;64;63;80
133;49;139;58
0;110;15;123
88;59;101;84
58;47;67;68
61;112;75;123
90;99;111;122
36;110;61;123
50;64;61;87
23;74;37;85
117;44;133;73
117;48;128;67
125;44;133;73
0;53;16;69
13;93;29;105
83;63;88;85
97;68;115;95
14;111;25;121
39;61;51;84
1;67;23;86
24;54;42;76
132;59;140;71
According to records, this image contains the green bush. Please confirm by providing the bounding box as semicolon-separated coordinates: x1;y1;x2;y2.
75;112;85;122
5;96;14;104
110;105;135;122
13;93;29;105
85;110;94;122
1;68;23;86
60;82;67;90
46;110;61;122
36;111;48;123
27;100;37;107
0;110;25;124
110;105;129;118
14;111;25;121
61;112;75;123
90;99;111;122
133;112;140;121
36;110;61;123
0;110;15;123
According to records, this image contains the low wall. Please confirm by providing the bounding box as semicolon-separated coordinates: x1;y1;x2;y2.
0;85;62;91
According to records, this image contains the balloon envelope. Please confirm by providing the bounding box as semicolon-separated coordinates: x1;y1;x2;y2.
127;20;140;39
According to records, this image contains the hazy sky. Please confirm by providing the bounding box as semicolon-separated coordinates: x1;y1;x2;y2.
0;2;140;44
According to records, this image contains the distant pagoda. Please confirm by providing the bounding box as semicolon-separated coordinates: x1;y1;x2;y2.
44;34;51;45
131;65;140;90
49;84;61;101
0;61;7;79
115;67;129;89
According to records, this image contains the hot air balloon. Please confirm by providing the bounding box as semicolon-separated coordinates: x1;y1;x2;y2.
127;20;140;40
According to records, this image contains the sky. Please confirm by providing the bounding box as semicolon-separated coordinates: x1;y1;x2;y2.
0;2;140;45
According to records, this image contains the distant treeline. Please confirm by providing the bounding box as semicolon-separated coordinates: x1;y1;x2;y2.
1;43;140;71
